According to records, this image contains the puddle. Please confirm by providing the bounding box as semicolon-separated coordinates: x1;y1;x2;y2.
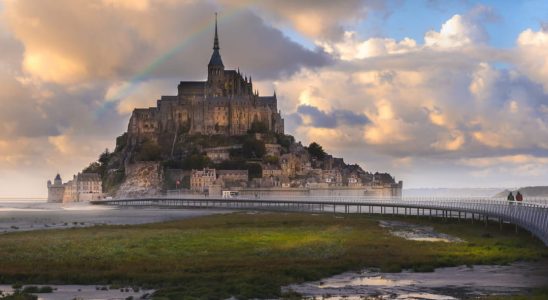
0;284;153;300
320;276;414;289
285;261;548;299
379;220;464;242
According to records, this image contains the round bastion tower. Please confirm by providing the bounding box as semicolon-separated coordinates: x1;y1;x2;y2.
47;173;65;203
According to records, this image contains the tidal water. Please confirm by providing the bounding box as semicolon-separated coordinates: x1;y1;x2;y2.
284;261;548;299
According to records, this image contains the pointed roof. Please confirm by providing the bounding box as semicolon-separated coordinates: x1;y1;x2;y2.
208;13;224;68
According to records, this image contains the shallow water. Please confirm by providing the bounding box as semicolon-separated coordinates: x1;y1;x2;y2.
379;220;464;243
285;261;548;299
0;284;154;300
0;201;231;234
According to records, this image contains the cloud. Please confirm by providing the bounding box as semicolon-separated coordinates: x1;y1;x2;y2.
275;12;548;166
1;2;548;195
292;104;369;128
424;14;488;49
3;0;328;84
515;27;548;92
320;32;418;61
221;0;389;41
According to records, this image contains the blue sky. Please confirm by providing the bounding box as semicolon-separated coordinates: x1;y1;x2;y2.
367;1;547;48
280;1;548;55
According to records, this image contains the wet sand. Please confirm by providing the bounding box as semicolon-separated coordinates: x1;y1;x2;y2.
379;220;464;242
285;261;548;299
0;284;154;300
0;201;232;234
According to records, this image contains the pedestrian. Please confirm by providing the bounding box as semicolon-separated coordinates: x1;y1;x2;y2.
507;191;515;204
516;191;523;204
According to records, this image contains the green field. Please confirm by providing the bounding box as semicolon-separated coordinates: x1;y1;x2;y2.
0;212;546;299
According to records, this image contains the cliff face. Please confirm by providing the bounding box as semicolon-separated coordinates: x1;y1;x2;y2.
115;162;164;198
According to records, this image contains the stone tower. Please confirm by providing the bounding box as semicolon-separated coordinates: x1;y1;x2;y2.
47;173;65;203
207;13;225;97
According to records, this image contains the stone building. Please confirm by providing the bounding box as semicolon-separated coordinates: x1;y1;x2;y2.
217;169;248;182
265;143;282;157
127;15;284;146
47;174;64;203
190;168;216;192
262;165;283;177
204;145;241;163
71;173;103;202
47;172;102;203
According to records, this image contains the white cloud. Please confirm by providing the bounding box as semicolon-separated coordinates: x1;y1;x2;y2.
320;32;417;60
424;14;487;49
516;28;548;92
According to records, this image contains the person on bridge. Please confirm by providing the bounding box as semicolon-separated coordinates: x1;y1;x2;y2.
516;191;523;204
507;192;515;204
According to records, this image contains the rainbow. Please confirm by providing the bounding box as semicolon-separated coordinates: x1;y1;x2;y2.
102;0;261;110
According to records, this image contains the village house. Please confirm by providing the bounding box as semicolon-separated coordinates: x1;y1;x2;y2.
262;165;283;178
217;169;248;182
190;168;216;192
264;143;282;157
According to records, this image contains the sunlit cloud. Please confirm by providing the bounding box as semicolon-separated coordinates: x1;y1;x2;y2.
0;1;548;196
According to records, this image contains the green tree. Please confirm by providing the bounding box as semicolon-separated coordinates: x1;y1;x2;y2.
264;155;279;165
83;148;111;177
246;163;263;179
135;140;162;161
242;137;266;158
307;142;326;160
83;162;101;174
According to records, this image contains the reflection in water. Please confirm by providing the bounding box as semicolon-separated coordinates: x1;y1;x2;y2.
321;275;414;288
285;261;548;299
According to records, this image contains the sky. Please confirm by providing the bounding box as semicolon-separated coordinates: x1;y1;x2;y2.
1;0;548;197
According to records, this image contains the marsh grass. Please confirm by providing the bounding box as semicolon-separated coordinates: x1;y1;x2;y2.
0;212;546;299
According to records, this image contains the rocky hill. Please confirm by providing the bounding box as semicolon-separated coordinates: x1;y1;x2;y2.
81;127;399;197
494;186;548;198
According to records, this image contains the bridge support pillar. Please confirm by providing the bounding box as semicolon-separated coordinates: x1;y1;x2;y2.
515;223;519;233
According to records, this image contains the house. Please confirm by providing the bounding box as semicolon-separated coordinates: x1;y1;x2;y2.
190;168;216;192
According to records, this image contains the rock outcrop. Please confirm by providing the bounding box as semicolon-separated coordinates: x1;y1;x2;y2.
116;162;164;198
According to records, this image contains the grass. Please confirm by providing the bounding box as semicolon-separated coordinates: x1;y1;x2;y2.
0;212;546;299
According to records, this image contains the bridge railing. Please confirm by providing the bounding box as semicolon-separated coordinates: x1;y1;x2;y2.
93;195;548;245
100;195;548;209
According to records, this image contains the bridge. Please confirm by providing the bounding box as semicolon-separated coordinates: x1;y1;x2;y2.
91;196;548;246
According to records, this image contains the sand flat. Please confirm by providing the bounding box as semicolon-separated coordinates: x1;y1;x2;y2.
0;201;231;234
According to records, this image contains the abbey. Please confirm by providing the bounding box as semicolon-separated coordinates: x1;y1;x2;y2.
128;16;284;144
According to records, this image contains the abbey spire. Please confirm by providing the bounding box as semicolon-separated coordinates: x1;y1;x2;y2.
208;13;224;68
213;12;220;51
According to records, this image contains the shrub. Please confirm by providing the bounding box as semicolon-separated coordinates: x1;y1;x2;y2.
38;286;53;293
0;292;37;300
246;163;263;179
307;142;326;160
264;155;279;164
21;287;38;294
135;140;162;161
242;137;266;158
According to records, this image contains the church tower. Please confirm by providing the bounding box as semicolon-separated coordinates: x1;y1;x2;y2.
208;13;224;97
